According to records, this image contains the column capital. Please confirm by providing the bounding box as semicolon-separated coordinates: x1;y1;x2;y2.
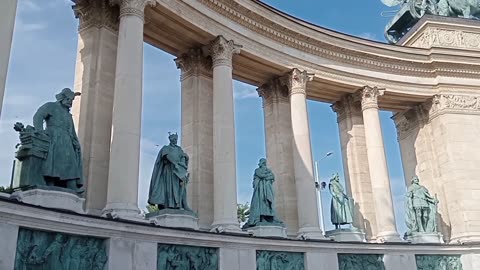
109;0;156;21
206;35;242;68
175;48;212;80
283;68;314;96
73;0;119;33
257;77;289;107
331;94;360;123
357;86;385;111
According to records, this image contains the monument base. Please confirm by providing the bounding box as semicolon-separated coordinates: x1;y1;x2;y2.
325;228;366;242
407;232;444;244
245;224;287;238
147;209;199;230
11;188;85;214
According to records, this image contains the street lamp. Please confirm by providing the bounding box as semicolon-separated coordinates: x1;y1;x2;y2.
314;151;333;235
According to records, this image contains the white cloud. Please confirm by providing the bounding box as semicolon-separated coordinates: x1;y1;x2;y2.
357;32;378;41
18;0;42;12
234;83;258;100
16;21;48;32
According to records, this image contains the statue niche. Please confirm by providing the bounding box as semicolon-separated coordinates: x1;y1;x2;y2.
12;88;84;195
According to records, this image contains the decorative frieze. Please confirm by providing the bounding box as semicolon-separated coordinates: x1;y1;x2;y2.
415;255;462;270
157;244;218;270
282;68;313;96
424;94;480;120
338;254;385;270
109;0;156;21
411;27;480;50
256;250;304;270
175;48;212;80
206;36;242;68
73;0;119;33
15;228;107;270
257;77;289;107
358;86;385;111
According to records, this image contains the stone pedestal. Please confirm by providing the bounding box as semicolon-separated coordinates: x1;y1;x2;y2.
406;232;444;244
325;228;366;242
245;224;287;238
146;209;199;230
11;189;85;214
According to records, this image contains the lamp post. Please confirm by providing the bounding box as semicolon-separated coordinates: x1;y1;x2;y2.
314;151;333;235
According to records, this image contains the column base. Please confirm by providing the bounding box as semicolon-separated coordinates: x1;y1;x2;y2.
296;226;328;240
211;221;245;234
102;202;145;222
375;231;403;243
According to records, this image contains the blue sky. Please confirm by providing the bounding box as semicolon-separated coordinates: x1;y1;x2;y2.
0;0;407;234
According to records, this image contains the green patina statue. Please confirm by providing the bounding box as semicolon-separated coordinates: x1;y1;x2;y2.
243;158;283;228
13;88;84;195
157;244;218;270
382;0;480;43
329;174;354;229
14;228;107;270
256;250;304;270
405;176;439;235
148;133;191;211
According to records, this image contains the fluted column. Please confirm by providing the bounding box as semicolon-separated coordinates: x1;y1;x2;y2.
284;68;324;239
205;36;242;232
358;86;401;242
0;0;17;118
72;0;119;215
103;0;155;218
258;78;298;236
175;48;214;230
332;95;378;241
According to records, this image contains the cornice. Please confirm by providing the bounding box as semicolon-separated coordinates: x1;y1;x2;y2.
426;94;480;121
195;0;480;78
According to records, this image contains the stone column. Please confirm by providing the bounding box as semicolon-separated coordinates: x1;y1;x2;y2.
284;68;324;239
332;95;378;241
258;78;298;236
175;48;214;230
205;36;242;232
72;0;119;215
358;86;401;242
0;0;17;118
103;0;155;218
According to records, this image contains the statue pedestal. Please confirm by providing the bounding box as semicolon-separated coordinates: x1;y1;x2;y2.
245;224;287;238
406;232;444;244
325;228;366;242
146;209;199;230
11;188;85;214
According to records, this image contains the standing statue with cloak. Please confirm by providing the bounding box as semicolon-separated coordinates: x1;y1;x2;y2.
25;88;84;194
148;133;191;211
405;176;439;235
329;173;354;229
243;158;283;228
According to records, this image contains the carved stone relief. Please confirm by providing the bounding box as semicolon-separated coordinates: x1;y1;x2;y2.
338;254;385;270
157;244;218;270
256;250;304;270
415;255;463;270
